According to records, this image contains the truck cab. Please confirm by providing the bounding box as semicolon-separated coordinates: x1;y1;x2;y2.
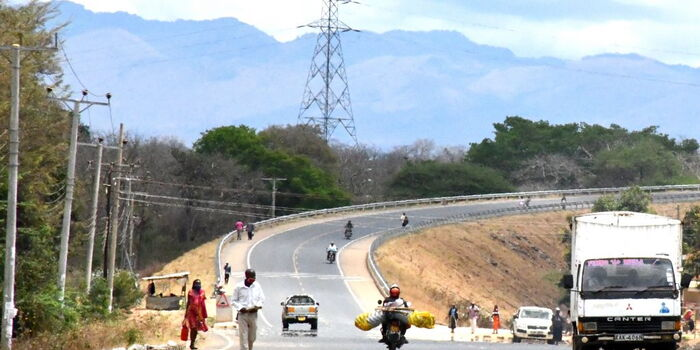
564;211;692;350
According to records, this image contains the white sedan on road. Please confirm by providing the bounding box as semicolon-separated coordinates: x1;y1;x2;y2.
511;306;554;343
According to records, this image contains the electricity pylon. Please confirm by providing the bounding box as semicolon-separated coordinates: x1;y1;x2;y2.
297;0;359;144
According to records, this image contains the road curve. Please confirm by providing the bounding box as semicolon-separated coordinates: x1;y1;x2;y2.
214;193;700;349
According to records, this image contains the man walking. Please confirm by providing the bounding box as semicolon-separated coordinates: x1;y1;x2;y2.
467;303;480;334
448;305;459;334
232;269;265;350
246;222;256;240
235;220;244;240
223;262;231;284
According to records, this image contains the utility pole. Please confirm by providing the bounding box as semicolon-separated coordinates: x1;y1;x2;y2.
297;0;359;143
79;139;122;293
262;177;286;218
107;124;125;313
1;39;57;350
51;91;110;302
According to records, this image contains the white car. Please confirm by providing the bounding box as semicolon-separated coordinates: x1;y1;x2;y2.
511;306;554;343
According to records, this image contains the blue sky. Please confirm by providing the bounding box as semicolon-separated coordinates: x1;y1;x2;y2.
34;0;700;67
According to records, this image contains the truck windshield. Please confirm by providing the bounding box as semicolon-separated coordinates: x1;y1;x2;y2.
581;258;676;298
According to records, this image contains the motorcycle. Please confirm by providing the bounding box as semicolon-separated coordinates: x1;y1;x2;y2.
344;227;352;239
377;302;413;350
326;250;336;264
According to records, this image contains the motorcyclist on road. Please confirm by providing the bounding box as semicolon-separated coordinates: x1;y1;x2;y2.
344;220;353;237
379;284;411;344
326;242;338;261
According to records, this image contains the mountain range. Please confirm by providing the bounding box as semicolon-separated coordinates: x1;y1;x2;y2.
53;1;700;148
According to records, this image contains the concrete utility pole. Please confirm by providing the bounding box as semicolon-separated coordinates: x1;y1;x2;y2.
78;139;120;293
107;124;125;313
52;92;110;303
1;39;57;350
262;177;286;218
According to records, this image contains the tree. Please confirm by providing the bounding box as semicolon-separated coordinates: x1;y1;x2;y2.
387;161;514;199
194;125;350;209
591;186;651;213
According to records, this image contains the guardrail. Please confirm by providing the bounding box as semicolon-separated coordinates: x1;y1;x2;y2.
214;184;700;284
366;191;700;296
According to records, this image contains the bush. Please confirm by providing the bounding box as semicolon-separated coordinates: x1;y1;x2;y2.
592;186;651;213
113;270;144;310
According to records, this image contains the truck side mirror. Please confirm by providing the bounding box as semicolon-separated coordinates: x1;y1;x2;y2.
561;274;574;289
280;302;284;306
681;274;693;289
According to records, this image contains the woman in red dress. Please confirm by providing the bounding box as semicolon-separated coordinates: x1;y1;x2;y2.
183;279;208;350
492;305;500;334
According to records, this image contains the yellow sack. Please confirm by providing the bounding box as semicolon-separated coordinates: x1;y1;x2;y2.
354;311;382;331
408;311;435;329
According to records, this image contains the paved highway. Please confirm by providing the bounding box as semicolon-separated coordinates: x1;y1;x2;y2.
219;192;700;349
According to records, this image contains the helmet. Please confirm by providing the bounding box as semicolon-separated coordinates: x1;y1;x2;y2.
389;283;400;298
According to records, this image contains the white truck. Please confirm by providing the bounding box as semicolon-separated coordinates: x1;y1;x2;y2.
563;211;693;350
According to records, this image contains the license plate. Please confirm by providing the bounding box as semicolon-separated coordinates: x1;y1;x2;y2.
297;316;306;321
615;334;644;341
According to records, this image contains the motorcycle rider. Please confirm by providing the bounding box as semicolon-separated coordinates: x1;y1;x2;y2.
379;284;410;344
345;220;353;236
326;242;338;261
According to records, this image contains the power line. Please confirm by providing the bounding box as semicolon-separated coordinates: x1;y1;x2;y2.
127;191;310;212
123;197;272;218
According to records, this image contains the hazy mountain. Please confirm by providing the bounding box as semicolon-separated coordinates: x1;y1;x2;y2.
53;1;700;148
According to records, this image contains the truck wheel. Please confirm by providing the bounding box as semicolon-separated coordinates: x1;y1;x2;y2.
310;319;318;330
282;319;289;330
512;335;521;343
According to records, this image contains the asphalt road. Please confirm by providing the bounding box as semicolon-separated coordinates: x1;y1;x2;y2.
233;192;700;349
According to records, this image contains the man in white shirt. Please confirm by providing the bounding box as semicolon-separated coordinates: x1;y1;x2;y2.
231;269;265;350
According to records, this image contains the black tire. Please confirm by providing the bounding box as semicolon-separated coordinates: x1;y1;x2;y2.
512;335;521;343
310;319;318;330
547;340;554;345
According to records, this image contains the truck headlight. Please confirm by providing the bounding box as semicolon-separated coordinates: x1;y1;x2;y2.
580;322;597;332
661;321;680;331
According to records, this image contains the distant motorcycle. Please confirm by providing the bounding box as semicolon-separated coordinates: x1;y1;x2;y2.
344;227;353;239
377;303;413;350
327;250;336;264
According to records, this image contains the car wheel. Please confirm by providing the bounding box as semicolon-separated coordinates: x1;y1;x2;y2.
310;319;318;330
512;335;521;343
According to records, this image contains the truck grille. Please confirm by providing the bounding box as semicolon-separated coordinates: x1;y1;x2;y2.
594;319;662;333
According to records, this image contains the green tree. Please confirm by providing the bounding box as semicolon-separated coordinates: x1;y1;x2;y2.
194;125;350;209
387;161;513;199
591;186;651;213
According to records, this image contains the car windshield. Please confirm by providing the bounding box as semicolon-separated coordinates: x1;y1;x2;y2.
288;296;314;304
582;258;675;292
520;309;551;319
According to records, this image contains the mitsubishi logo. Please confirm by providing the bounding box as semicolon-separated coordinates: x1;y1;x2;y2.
626;304;633;310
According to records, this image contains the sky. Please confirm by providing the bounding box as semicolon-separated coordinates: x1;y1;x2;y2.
28;0;700;67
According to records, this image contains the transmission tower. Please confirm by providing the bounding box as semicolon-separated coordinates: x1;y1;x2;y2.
297;0;358;143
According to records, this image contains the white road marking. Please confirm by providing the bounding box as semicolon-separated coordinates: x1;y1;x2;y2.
336;238;367;312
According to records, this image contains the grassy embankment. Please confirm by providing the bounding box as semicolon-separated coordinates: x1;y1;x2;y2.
375;202;698;327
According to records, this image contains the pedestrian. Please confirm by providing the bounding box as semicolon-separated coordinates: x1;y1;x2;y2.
235;220;244;240
401;213;409;228
232;269;265;350
448;305;459;334
467;303;480;334
565;310;572;335
147;281;156;296
684;308;695;333
524;196;531;208
223;262;231;284
551;307;563;345
491;305;500;334
182;279;208;350
246;222;256;240
561;195;567;210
